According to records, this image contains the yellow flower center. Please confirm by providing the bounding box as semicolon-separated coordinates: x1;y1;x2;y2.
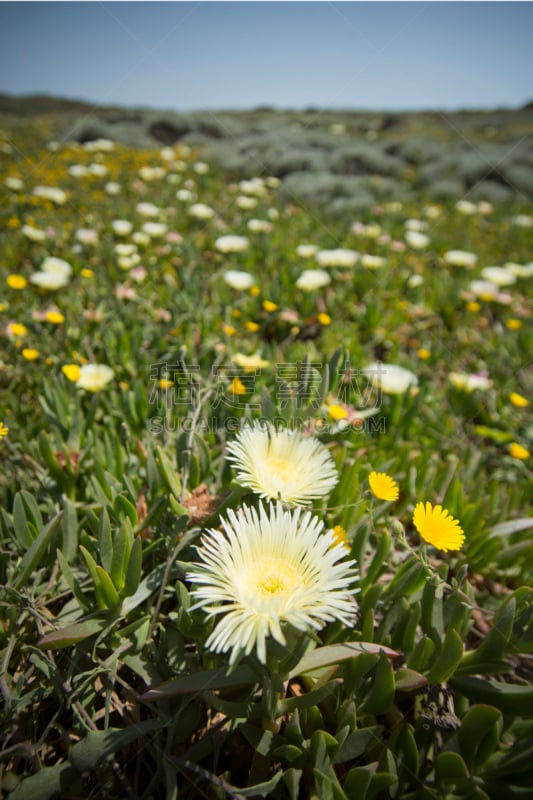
253;558;301;598
265;456;293;481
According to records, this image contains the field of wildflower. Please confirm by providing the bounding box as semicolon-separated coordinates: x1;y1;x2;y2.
1;108;532;800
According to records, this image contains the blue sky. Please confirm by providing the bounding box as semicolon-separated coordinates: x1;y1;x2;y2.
1;2;532;111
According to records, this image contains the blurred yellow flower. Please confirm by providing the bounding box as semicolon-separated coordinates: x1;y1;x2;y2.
159;378;173;389
262;300;278;312
0;422;8;439
7;322;27;337
369;471;399;502
509;443;530;460
413;502;464;551
81;268;94;278
229;376;247;395
318;312;331;326
250;286;261;297
232;352;270;371
245;321;260;333
466;301;481;312
509;392;529;408
328;404;348;421
45;311;65;324
222;323;236;336
22;348;39;361
417;348;431;360
62;364;81;382
331;525;350;552
7;274;27;290
506;319;522;330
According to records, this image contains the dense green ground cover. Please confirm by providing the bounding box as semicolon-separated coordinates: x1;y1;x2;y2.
0;112;532;799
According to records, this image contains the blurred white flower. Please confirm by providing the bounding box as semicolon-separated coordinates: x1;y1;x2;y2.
29;272;69;290
75;228;98;246
136;202;160;218
223;270;255;290
443;250;478;268
215;235;249;253
366;362;418;395
449;372;492;392
296;269;331;291
5;176;23;191
405;230;430;249
42;257;72;277
296;244;318;258
480;266;516;287
189;203;215;219
105;181;121;195
77;364;114;391
141;222;168;238
112;219;133;236
361;254;385;269
21;224;47;242
316;248;359;268
33;186;67;205
247;219;273;233
236;195;258;210
138;166;166;182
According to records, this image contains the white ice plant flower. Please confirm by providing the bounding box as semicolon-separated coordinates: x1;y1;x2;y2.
443;250;478;268
187;502;359;665
366;362;418;395
225;422;338;505
315;248;359;268
76;364;114;392
223;270;255;291
215;235;249;253
295;269;331;291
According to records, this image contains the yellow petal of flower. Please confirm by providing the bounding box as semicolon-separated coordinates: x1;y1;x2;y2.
45;311;65;324
22;348;39;361
369;471;399;502
7;274;27;289
62;364;81;382
7;322;27;337
506;318;522;330
0;422;9;439
318;312;331;326
509;392;529;408
509;442;530;460
262;300;278;312
412;501;465;551
328;404;348;421
229;376;247;395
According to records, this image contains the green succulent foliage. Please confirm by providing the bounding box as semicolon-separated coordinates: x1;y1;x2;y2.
1;108;532;799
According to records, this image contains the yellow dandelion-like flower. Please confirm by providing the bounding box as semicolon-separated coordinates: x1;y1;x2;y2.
318;312;331;326
328;404;348;421
369;471;399;502
466;301;481;312
81;268;94;278
229;376;247;395
413;502;465;552
45;311;65;324
22;348;39;361
7;322;27;337
506;319;522;330
509;442;530;460
262;300;278;313
62;364;81;382
331;525;350;552
7;274;27;290
245;321;260;333
250;285;260;297
222;323;236;336
0;422;8;439
509;392;529;408
159;378;173;390
417;348;431;360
